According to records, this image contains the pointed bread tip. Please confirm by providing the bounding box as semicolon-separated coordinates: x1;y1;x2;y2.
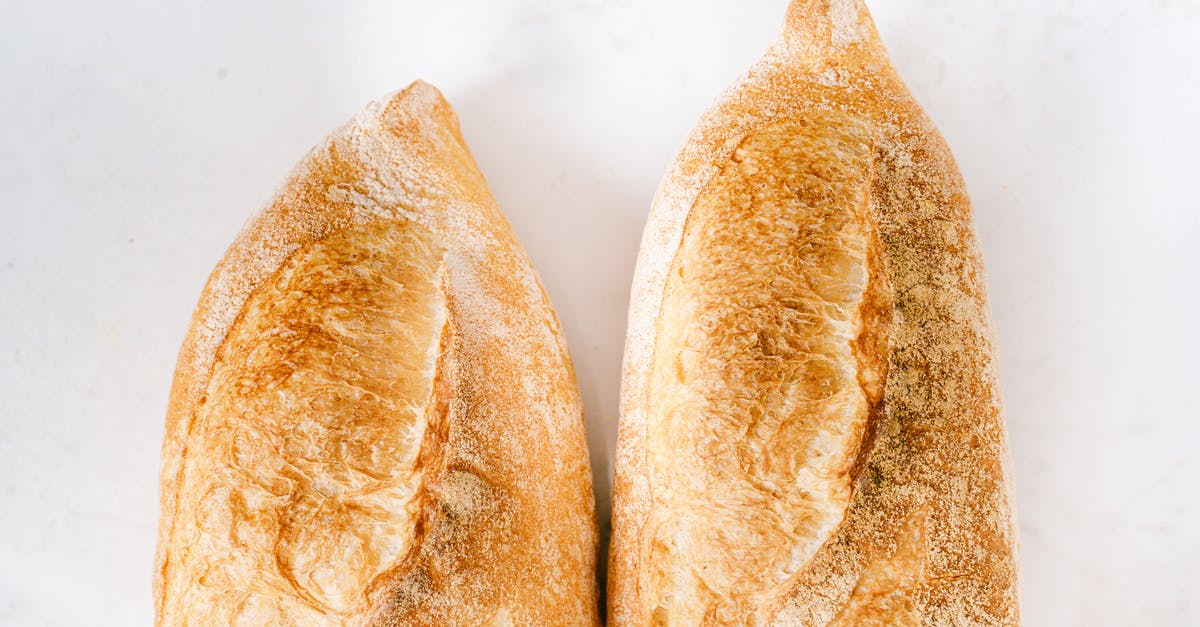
399;79;446;105
378;79;465;145
388;80;452;119
780;0;883;57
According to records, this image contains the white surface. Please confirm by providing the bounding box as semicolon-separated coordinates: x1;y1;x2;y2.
1;0;1197;624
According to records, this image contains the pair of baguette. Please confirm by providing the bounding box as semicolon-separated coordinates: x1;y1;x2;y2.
156;1;1019;625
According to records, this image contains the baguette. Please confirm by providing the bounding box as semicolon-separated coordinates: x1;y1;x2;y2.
608;1;1019;624
155;82;599;626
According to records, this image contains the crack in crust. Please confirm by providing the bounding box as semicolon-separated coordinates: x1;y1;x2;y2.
160;220;446;625
642;118;890;625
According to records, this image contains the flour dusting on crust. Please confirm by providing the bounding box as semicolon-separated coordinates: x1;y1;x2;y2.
157;82;599;625
609;1;1019;625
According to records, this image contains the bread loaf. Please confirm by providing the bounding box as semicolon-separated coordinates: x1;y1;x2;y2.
155;82;599;626
608;1;1020;624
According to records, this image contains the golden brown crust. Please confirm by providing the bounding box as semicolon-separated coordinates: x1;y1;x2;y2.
156;82;599;626
609;1;1019;625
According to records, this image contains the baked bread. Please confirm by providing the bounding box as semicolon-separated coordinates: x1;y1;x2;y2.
155;81;599;626
608;1;1019;625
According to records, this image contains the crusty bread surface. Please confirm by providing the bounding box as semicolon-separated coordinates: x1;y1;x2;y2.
608;1;1020;625
155;81;599;626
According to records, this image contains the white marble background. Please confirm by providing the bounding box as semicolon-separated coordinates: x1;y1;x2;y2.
1;0;1197;624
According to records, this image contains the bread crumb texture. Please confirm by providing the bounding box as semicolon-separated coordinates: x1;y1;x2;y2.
610;1;1019;625
156;82;599;626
